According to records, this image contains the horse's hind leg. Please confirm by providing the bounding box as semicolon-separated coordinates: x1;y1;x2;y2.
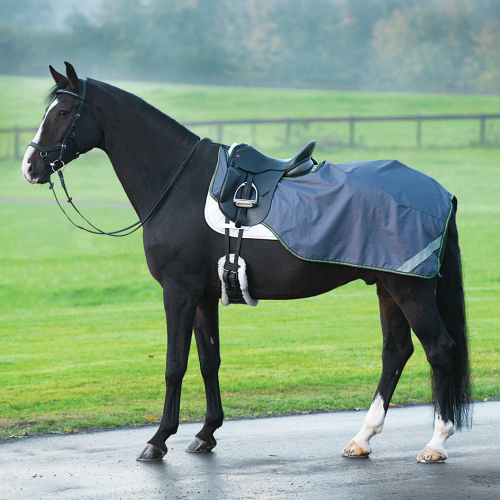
399;293;457;462
186;296;224;452
384;278;459;462
343;282;414;458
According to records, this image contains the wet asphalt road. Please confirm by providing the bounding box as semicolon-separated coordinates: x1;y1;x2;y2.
1;401;499;500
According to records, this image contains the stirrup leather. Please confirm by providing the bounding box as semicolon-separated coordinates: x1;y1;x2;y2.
222;219;246;304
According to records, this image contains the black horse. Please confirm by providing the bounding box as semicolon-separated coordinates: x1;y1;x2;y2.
22;63;471;463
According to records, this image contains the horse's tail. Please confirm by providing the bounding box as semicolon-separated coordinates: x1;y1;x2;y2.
435;199;472;429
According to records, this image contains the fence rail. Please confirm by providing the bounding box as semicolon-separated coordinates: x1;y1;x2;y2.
2;114;500;159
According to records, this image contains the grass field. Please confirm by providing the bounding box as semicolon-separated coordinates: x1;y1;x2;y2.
2;74;500;157
0;76;499;438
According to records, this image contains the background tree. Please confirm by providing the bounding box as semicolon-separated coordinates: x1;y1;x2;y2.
1;0;498;93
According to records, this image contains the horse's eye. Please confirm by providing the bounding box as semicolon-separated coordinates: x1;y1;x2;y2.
58;110;69;117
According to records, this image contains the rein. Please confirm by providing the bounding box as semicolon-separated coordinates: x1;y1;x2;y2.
49;139;200;237
29;78;200;237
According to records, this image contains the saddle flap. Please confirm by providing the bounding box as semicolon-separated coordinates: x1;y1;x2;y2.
219;166;284;227
219;141;317;227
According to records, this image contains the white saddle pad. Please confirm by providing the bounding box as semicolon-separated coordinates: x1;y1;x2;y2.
204;191;277;240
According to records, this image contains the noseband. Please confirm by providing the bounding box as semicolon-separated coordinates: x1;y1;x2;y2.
29;78;87;173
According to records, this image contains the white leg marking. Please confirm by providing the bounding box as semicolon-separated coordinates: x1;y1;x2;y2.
22;99;59;183
342;393;385;456
418;413;455;462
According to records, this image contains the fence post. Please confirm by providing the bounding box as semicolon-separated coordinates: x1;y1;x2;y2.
480;113;486;144
14;127;21;160
285;118;291;145
349;116;355;147
416;115;422;148
217;121;223;144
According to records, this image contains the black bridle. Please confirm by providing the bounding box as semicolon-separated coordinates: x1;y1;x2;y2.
29;78;200;237
30;78;88;173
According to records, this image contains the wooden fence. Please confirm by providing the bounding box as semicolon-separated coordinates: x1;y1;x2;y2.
2;114;499;160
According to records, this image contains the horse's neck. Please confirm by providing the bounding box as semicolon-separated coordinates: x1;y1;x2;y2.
92;82;198;217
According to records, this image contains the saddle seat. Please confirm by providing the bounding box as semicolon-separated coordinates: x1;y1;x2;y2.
219;141;317;228
231;140;316;177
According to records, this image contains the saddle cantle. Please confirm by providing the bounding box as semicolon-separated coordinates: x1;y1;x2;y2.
219;141;317;228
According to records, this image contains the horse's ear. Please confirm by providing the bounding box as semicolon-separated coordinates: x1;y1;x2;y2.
49;65;66;84
64;61;79;91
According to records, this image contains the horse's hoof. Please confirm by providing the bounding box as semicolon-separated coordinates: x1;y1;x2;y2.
136;443;167;461
417;446;447;463
186;436;215;453
342;440;371;458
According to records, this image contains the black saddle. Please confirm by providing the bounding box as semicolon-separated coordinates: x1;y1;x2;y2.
219;141;317;228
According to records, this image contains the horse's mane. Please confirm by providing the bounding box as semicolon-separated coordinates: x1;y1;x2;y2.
45;77;197;141
46;79;69;104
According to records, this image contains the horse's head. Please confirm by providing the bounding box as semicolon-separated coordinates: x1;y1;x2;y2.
22;62;101;184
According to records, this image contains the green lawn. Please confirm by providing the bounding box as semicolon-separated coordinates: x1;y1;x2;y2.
0;76;499;438
3;74;500;128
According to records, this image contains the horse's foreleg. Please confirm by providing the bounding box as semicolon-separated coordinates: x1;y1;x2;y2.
342;282;414;458
137;285;199;462
186;296;224;452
